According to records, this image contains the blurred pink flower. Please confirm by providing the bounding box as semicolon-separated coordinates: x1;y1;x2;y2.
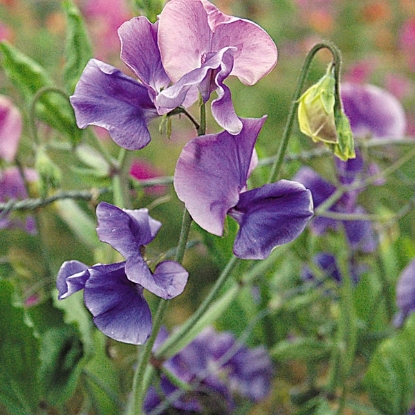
0;95;22;162
343;60;376;84
130;159;167;195
385;73;414;101
400;17;415;70
81;0;132;60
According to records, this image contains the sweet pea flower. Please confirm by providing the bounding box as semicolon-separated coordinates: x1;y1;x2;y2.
70;17;181;150
156;0;278;134
294;166;376;253
0;95;22;162
144;326;273;414
174;117;313;260
394;259;415;327
340;82;407;139
57;202;188;344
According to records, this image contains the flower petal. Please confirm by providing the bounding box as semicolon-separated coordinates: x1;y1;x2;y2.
126;257;188;299
70;59;157;150
341;82;407;138
158;0;212;82
56;260;90;299
96;202;161;258
174;117;266;235
211;18;278;85
84;262;152;345
119;17;170;95
228;181;313;259
0;95;22;162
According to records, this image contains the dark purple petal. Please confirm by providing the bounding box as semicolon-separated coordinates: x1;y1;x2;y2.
56;260;90;299
96;202;161;258
174;117;266;235
228;180;314;259
70;59;158;150
84;262;152;345
394;259;415;327
341;82;407;138
119;17;170;96
127;259;188;299
302;253;342;284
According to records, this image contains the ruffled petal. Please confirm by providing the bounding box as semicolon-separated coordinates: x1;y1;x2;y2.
96;202;161;258
174;117;266;235
228;181;313;259
70;59;157;150
84;262;152;345
211;18;278;85
56;260;90;299
126;257;188;299
119;17;170;95
158;0;212;82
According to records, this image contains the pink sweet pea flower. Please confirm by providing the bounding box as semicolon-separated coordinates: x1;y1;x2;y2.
0;95;22;162
157;0;277;134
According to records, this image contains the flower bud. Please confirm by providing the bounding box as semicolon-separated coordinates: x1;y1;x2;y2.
298;64;355;161
298;65;338;144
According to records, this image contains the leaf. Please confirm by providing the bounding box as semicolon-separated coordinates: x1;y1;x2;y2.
62;0;93;94
364;314;415;415
0;41;82;144
28;298;86;406
0;280;41;414
272;337;332;361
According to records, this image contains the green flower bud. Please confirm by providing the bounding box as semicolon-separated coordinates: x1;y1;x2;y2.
298;65;338;144
298;63;355;160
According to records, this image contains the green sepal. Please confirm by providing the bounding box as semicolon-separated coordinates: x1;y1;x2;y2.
35;146;63;197
62;0;93;94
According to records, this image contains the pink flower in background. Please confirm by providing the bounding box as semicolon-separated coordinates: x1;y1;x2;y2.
130;159;167;195
0;95;22;162
400;17;415;71
81;0;132;60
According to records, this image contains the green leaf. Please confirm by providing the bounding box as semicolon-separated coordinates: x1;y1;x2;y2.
364;314;415;415
28;298;86;406
0;280;41;414
83;331;122;415
62;0;93;94
0;41;82;144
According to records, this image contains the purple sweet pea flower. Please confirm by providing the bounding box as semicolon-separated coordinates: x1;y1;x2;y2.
57;261;152;344
144;326;273;414
57;202;188;344
96;202;188;299
70;17;187;150
341;82;407;139
156;0;278;134
0;95;22;162
294;166;376;253
394;259;415;327
0;167;37;234
174;117;313;260
334;82;408;189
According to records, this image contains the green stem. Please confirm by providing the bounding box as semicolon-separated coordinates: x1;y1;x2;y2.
155;254;239;359
268;40;343;183
112;147;132;209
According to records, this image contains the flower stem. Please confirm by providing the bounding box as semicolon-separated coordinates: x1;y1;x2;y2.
268;40;343;183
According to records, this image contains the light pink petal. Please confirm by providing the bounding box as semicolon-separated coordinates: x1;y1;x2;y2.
158;0;212;81
212;19;278;85
0;96;22;162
